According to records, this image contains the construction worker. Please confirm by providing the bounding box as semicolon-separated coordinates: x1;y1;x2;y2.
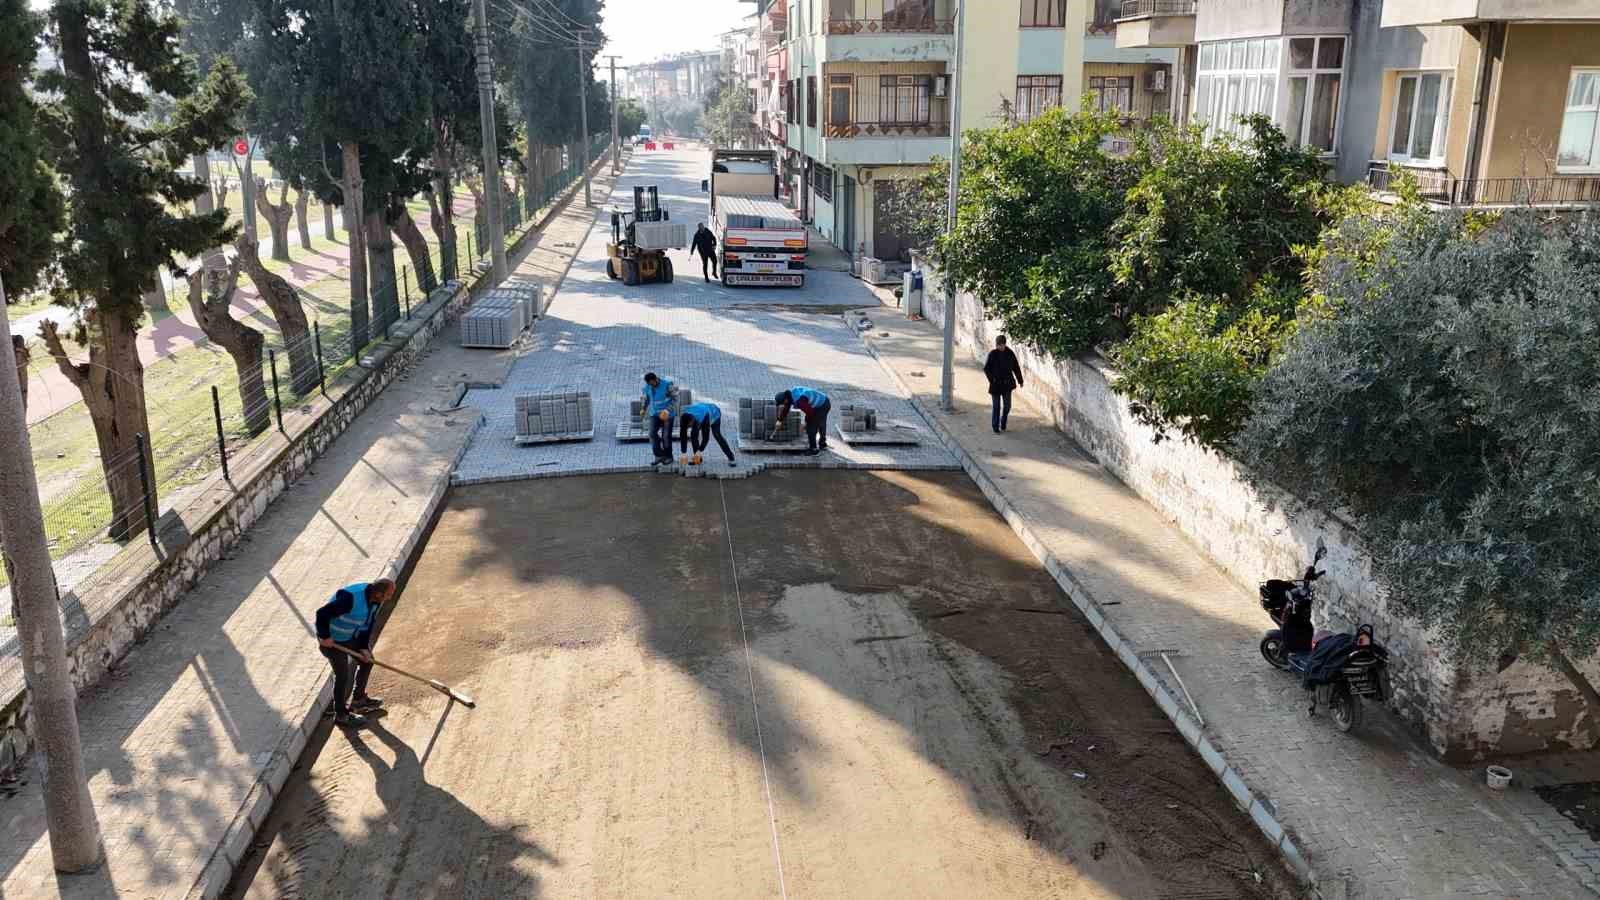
315;577;396;728
642;372;676;464
692;223;719;282
773;387;832;455
679;402;736;466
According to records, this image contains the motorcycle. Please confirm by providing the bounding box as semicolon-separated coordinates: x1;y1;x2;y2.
1258;538;1390;734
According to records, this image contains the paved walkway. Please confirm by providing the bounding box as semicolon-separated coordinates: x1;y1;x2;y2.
0;166;615;899
854;305;1597;899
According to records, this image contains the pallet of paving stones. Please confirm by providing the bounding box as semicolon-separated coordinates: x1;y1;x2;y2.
615;388;693;441
460;302;528;349
514;391;595;444
476;284;538;324
735;398;809;451
833;404;922;446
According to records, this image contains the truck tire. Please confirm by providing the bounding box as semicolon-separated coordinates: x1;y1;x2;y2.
661;257;674;283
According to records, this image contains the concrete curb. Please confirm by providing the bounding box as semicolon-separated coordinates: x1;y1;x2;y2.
853;318;1320;893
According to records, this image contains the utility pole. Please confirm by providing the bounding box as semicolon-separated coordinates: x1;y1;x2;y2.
940;0;965;411
0;274;103;873
471;0;507;282
578;39;593;207
606;56;623;175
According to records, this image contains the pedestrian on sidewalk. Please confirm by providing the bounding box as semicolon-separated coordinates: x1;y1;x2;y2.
773;387;831;455
679;402;737;466
983;335;1024;434
642;372;676;464
692;223;719;282
316;578;396;728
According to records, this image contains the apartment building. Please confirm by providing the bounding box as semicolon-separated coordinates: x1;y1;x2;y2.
1115;0;1600;206
766;0;1176;263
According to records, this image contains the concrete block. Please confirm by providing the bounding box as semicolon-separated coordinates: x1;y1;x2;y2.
1249;798;1285;845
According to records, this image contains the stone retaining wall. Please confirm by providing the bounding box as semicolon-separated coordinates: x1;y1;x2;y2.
919;264;1596;759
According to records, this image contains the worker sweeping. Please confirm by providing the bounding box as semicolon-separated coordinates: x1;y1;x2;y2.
316;577;396;728
678;402;737;466
692;223;719;282
773;387;832;455
642;372;676;465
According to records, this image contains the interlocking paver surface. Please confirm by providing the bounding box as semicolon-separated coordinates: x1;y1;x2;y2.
856;303;1597;899
453;150;958;485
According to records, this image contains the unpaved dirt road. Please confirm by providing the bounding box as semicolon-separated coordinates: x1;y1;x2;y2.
230;471;1297;899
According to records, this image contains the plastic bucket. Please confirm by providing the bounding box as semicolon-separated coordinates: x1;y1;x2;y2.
1486;765;1513;790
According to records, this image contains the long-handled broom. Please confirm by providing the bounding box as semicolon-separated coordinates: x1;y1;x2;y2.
334;645;477;709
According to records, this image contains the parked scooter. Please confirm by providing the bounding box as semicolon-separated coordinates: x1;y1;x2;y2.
1258;538;1390;733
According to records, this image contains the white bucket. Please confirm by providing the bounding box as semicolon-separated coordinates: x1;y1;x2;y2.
1486;765;1513;790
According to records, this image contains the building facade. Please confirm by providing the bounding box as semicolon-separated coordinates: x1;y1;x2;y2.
1115;0;1600;206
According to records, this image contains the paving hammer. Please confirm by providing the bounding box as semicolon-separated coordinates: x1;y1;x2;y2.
334;645;477;709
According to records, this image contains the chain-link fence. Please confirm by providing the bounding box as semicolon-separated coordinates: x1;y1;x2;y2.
6;141;613;593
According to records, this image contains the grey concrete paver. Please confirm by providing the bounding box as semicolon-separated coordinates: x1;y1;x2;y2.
853;305;1596;899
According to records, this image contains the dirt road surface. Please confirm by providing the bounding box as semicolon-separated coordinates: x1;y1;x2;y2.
230;471;1298;899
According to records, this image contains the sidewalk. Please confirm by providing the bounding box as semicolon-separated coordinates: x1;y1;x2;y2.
0;162;623;899
854;305;1596;899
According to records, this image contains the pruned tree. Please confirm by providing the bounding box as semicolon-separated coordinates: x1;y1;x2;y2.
294;188;313;248
390;201;437;294
255;176;293;262
235;235;316;396
12;336;28;418
38;2;248;540
183;254;269;434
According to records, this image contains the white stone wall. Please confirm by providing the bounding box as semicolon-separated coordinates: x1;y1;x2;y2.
920;264;1598;758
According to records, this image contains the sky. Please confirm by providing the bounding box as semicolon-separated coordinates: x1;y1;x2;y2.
599;0;754;66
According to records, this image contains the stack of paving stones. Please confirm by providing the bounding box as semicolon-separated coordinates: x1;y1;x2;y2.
514;391;594;444
618;388;692;441
738;398;803;449
460;301;527;349
477;284;538;324
838;404;878;433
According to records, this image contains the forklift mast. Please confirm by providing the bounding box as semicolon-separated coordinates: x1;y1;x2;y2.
633;186;666;223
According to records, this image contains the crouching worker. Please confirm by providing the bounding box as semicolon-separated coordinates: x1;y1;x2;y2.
773;387;831;455
679;402;737;466
316;577;395;728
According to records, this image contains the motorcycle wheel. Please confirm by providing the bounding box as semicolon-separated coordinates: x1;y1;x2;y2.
1259;631;1289;670
1329;683;1362;733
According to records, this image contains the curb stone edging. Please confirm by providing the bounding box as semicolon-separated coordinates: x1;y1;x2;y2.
851;314;1323;894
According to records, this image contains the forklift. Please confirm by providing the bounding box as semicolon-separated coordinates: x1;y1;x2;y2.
606;186;681;286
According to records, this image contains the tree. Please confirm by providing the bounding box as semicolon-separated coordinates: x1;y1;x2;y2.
0;0;65;300
703;80;752;149
617;97;646;142
172;0;252;266
293;186;313;248
1237;210;1600;727
183;253;269;434
506;0;606;202
254;176;294;262
38;2;248;541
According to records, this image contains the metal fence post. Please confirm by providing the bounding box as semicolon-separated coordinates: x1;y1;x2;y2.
402;265;411;318
467;229;475;266
268;348;285;433
135;432;158;549
313;321;327;397
211;385;230;482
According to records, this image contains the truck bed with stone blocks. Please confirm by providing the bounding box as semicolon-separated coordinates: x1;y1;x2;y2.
514;392;595;444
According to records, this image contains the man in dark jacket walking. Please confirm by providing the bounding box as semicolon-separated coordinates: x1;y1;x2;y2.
983;335;1024;433
316;577;396;728
692;223;718;281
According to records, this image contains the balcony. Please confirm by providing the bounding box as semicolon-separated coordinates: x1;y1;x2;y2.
1381;0;1600;27
825;120;951;138
1366;163;1600;208
1115;0;1197;49
822;1;957;61
820;72;952;165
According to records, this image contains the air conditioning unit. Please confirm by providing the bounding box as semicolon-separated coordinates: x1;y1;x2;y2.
934;76;948;98
1145;67;1169;92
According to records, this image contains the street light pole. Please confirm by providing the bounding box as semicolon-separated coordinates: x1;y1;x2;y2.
940;0;965;412
577;39;593;208
0;274;103;873
471;0;508;282
607;55;623;175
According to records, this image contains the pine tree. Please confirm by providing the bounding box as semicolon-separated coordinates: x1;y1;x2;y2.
37;0;247;541
0;0;65;300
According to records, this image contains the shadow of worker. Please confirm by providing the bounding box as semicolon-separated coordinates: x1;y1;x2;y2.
343;720;558;897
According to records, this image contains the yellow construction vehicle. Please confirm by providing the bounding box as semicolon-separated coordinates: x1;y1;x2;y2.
606;186;685;286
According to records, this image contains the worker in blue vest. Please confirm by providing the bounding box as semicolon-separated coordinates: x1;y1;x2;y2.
678;402;737;466
642;372;677;465
315;578;396;728
773;387;832;455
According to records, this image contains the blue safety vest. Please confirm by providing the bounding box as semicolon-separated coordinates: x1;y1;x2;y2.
328;583;375;643
684;402;720;425
789;386;829;414
643;379;675;415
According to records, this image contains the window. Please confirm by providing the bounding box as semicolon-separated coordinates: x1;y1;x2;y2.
1285;36;1343;152
813;163;834;201
1015;75;1063;123
1194;38;1279;141
807;74;817;127
884;0;935;28
1558;69;1600;171
879;75;932;124
829;74;853;126
1020;0;1066;27
1089;76;1134;115
1389;71;1452;164
1193;35;1342;152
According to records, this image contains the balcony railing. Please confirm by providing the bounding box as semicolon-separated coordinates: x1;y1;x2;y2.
1366;163;1600;207
826;1;953;34
825;119;951;138
1117;0;1197;19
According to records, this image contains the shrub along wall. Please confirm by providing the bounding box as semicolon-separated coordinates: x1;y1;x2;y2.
920;261;1597;760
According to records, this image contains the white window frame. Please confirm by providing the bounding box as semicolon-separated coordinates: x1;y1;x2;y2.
1193;37;1278;141
1557;67;1600;174
1387;70;1453;166
1282;36;1346;154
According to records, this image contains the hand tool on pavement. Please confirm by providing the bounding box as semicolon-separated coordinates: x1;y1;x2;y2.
334;645;477;709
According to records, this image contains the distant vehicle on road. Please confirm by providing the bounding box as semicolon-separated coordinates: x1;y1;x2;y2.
702;149;806;288
635;125;652;146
